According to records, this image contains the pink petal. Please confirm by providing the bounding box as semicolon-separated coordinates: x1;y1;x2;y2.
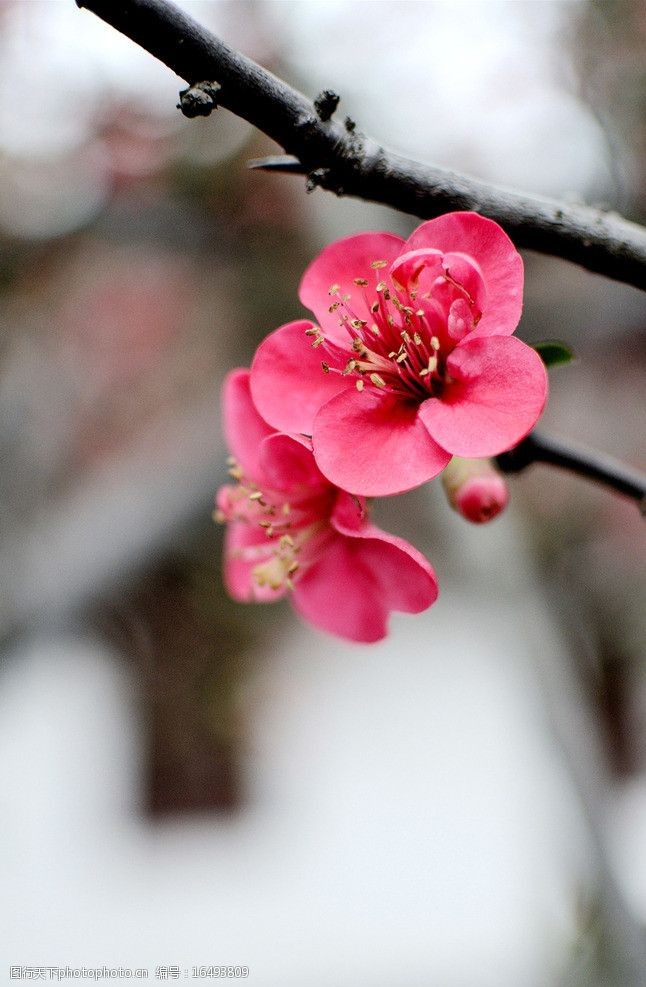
250;320;348;434
312;388;451;495
223;522;288;603
418;335;548;457
222;368;274;483
331;493;439;612
391;248;486;318
405;212;523;338
299;231;406;342
292;527;437;643
258;433;329;493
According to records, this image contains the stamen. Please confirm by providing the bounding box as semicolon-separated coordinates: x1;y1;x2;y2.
353;277;369;286
370;373;386;388
356;379;364;391
371;260;387;269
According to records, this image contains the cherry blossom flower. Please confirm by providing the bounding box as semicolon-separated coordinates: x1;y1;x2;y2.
216;369;438;643
441;456;509;524
250;212;547;496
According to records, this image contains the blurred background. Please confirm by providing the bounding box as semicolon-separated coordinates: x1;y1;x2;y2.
0;1;644;984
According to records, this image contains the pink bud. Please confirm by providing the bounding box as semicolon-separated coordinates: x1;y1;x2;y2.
442;458;509;524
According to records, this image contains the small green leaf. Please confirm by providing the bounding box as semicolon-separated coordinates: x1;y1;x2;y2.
533;340;575;368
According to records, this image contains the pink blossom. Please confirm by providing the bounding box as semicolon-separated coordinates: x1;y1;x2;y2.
250;212;547;496
441;456;509;524
217;369;438;643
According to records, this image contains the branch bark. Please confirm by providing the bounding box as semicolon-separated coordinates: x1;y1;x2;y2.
76;0;646;291
497;431;646;511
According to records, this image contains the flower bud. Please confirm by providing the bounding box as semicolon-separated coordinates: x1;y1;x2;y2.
442;457;509;524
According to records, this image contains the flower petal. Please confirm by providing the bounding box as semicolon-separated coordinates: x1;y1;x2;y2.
418;335;548;457
250;320;348;434
405;212;523;338
222;368;274;483
331;491;439;612
299;231;406;342
258;433;329;493
223;522;288;603
292;526;437;643
312;387;451;495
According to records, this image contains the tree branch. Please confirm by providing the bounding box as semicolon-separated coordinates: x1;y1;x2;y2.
497;431;646;512
76;0;646;291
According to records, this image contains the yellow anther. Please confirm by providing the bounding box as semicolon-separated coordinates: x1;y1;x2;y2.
356;379;364;391
312;335;324;348
328;283;340;295
415;309;425;317
321;361;330;373
371;324;380;335
371;260;387;269
376;281;388;293
328;302;340;312
370;373;386;388
248;491;263;501
343;359;357;375
396;352;407;363
350;319;367;330
431;336;440;350
370;301;380;313
353;277;369;286
305;327;319;336
413;332;422;345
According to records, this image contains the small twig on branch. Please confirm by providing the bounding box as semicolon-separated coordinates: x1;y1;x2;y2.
497;431;646;513
76;0;646;291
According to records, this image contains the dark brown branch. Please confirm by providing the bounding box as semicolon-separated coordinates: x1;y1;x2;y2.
76;0;646;291
497;431;646;512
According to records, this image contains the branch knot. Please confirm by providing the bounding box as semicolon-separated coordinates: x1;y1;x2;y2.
178;81;221;118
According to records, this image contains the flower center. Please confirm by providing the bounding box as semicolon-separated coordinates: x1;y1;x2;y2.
216;459;326;593
309;253;483;400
